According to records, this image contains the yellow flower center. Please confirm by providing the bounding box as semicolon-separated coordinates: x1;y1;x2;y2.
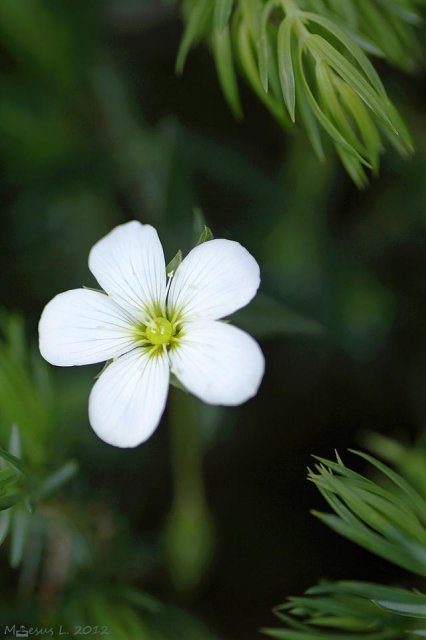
145;317;174;346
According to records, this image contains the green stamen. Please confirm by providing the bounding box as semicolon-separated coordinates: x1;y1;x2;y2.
146;317;174;346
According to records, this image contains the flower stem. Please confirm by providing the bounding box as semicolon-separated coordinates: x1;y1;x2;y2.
165;387;214;594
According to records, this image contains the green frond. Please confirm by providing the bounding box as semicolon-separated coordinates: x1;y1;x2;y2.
265;581;426;638
309;450;426;575
0;313;78;567
0;312;55;464
176;0;422;185
265;447;426;638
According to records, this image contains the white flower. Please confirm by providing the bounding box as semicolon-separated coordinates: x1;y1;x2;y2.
39;221;265;448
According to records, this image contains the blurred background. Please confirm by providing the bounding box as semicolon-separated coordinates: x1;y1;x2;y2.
0;1;425;638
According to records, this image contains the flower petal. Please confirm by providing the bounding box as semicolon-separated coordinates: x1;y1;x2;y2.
170;320;264;405
89;347;170;447
39;289;137;366
89;221;166;319
167;239;260;321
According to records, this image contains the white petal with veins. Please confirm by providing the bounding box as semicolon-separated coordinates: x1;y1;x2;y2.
89;347;170;447
89;221;166;320
167;239;260;321
39;288;136;366
170;320;265;406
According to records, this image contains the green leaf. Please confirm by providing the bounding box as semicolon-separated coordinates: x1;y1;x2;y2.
193;205;209;234
0;447;26;475
306;35;396;133
259;31;269;93
9;506;31;567
383;100;413;153
301;12;386;96
349;449;426;517
268;578;426;638
336;146;368;189
0;316;54;464
297;46;370;166
0;509;11;545
337;80;381;173
380;0;422;25
277;16;296;121
314;511;426;575
315;62;368;158
214;0;234;32
295;71;325;161
212;25;242;118
346;29;385;57
9;423;21;457
34;460;78;501
258;0;279;93
196;225;214;245
236;20;290;128
260;27;283;103
169;374;188;393
374;598;426;618
0;467;17;484
0;493;21;510
192;206;213;244
356;2;410;68
310;450;426;576
166;250;183;276
264;440;426;640
176;0;213;74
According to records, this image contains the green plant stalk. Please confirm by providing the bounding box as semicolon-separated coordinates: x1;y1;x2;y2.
169;388;206;509
166;387;214;593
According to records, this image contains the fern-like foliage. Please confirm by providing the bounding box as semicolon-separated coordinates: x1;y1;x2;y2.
177;0;424;186
263;448;426;638
266;581;426;639
0;314;78;568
